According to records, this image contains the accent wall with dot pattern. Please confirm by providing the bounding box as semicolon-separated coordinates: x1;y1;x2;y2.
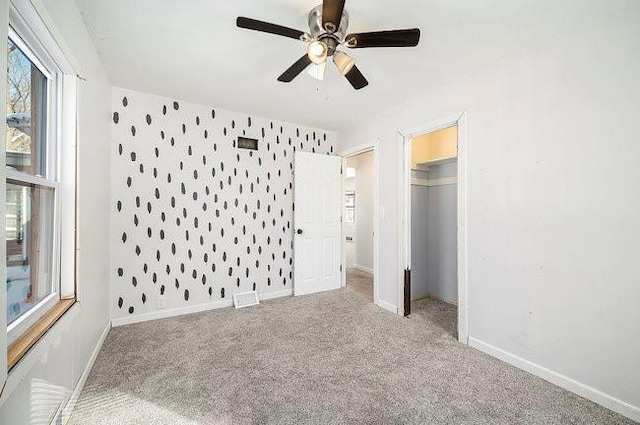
111;88;337;319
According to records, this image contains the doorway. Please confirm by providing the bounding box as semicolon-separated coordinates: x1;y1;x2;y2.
343;150;374;300
340;142;379;305
398;112;469;344
410;125;459;336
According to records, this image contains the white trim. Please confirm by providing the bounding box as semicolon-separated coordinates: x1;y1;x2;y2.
9;0;80;75
9;3;63;182
376;299;397;314
340;140;380;305
59;74;78;299
259;289;293;301
7;292;59;345
7;25;54;79
6;168;60;189
372;139;380;304
456;112;469;343
396;130;412;316
398;112;469;344
401;113;462;140
352;264;374;274
111;289;293;327
338;141;375;158
341;157;347;288
396;133;402;315
413;157;456;168
411;177;458;187
468;337;640;423
111;299;234;327
59;321;111;424
0;0;8;392
5;0;79;353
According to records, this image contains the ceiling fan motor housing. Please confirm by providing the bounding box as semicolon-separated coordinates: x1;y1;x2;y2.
308;4;349;51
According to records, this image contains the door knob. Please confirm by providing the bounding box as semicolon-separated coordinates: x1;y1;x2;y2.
296;229;303;235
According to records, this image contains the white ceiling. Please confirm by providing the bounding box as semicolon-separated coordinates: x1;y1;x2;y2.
74;0;606;131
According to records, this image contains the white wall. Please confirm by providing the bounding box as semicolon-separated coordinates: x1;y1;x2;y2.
426;162;458;303
410;170;429;299
0;0;112;422
110;88;337;323
346;151;373;271
339;2;640;418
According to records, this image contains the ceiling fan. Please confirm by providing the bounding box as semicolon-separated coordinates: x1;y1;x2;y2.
237;0;420;90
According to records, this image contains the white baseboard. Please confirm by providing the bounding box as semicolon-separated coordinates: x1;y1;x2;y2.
468;337;640;423
376;299;397;314
60;320;111;424
352;264;374;274
111;290;294;327
112;299;233;327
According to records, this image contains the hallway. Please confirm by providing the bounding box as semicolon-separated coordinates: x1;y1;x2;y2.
346;267;373;300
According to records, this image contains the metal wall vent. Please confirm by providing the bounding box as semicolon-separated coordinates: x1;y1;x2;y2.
237;137;258;150
233;291;260;309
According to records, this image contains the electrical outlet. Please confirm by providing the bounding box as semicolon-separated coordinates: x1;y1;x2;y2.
157;295;166;309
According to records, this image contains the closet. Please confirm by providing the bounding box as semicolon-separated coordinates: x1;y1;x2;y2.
410;125;458;304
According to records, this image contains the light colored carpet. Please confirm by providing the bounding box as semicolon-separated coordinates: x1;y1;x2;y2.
346;267;372;300
70;287;634;425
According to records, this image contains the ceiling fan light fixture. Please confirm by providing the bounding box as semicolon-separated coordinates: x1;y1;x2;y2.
307;40;328;64
236;0;421;89
307;61;327;80
333;51;355;76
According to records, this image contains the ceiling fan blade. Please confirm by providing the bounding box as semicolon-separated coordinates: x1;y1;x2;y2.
322;0;346;33
237;17;307;41
346;29;420;48
344;65;368;90
278;55;313;82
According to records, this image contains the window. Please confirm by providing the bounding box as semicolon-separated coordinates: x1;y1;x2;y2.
345;192;355;223
4;0;78;369
6;181;55;325
6;34;57;330
6;37;48;176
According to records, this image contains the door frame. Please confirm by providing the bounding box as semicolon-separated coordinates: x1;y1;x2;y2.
339;140;380;305
397;112;469;344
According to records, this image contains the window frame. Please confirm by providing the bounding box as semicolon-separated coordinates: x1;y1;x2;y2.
7;24;60;177
6;25;63;346
4;0;78;365
345;191;355;224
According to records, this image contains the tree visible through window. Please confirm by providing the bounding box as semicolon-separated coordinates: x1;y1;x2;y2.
6;38;47;175
5;35;54;327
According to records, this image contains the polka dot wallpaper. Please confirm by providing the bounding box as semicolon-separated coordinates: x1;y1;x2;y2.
111;88;337;318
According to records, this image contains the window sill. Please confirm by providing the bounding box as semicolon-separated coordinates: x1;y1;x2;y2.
8;298;76;370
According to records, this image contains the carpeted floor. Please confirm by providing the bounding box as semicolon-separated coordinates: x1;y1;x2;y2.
70;287;634;425
346;267;373;300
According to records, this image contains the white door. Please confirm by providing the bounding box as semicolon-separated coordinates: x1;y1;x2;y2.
294;151;342;296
